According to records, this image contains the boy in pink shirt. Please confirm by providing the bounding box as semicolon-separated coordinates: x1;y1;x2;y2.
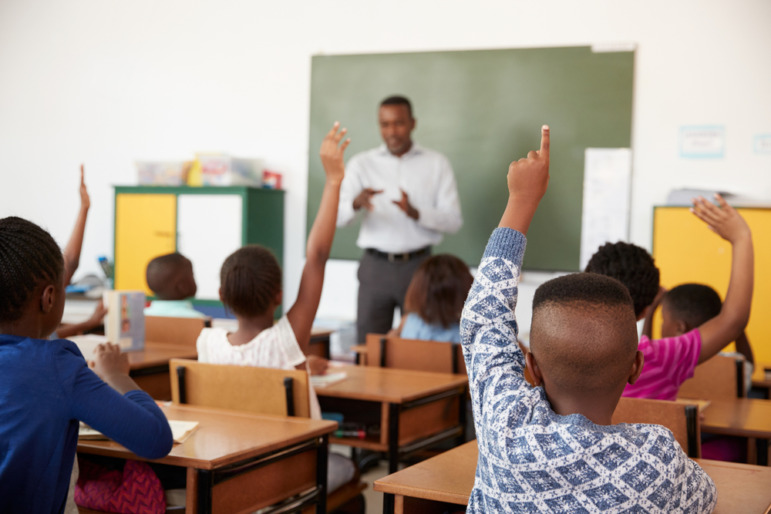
585;195;754;401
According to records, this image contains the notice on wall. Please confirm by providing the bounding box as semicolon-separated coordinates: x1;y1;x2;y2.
755;134;771;154
680;126;725;158
580;148;632;270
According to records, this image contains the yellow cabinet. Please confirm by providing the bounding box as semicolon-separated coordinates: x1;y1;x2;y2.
114;193;177;295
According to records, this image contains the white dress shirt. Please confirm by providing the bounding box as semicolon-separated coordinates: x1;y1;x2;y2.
337;143;462;254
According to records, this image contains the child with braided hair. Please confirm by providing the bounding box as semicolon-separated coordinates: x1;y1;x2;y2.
0;216;173;513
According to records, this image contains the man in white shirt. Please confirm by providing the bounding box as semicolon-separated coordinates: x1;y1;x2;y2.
337;96;463;342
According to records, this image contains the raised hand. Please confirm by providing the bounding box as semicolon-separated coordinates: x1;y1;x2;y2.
691;194;750;244
499;125;550;234
507;125;550;204
353;188;383;211
319;122;350;185
391;189;419;220
79;164;91;211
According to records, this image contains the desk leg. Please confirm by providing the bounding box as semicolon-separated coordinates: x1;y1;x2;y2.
758;438;769;466
316;435;329;514
196;469;213;513
383;493;395;514
388;403;400;474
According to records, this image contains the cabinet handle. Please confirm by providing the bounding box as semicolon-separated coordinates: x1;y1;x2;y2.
154;231;174;238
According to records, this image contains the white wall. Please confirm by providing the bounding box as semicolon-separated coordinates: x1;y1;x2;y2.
1;0;769;332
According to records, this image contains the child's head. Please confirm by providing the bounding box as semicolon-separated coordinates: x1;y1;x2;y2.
0;217;65;336
529;272;641;401
404;254;473;328
146;253;197;300
660;283;721;338
584;241;660;319
219;245;282;318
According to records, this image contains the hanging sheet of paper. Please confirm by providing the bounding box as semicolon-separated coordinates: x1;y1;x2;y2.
579;148;632;269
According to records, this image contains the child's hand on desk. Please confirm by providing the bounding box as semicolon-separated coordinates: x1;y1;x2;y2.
89;342;129;379
691;194;750;244
306;355;329;376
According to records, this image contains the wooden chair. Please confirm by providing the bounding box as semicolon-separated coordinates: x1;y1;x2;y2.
678;354;745;401
364;334;466;375
169;359;366;512
144;316;210;349
612;397;701;458
170;358;311;417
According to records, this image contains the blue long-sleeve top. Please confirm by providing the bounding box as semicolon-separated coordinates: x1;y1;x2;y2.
0;335;173;513
460;228;716;513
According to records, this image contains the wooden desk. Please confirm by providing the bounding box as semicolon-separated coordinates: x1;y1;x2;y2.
374;442;771;514
314;366;468;473
128;342;198;400
701;398;771;465
78;403;336;514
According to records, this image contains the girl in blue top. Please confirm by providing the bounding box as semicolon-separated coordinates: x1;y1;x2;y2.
0;216;173;514
392;254;473;343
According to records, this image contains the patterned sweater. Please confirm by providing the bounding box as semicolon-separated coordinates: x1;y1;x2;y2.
460;228;717;513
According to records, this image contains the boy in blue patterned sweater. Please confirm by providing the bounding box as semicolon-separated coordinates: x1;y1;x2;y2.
461;126;716;513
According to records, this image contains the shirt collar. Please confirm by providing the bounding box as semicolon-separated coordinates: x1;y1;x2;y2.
377;142;423;158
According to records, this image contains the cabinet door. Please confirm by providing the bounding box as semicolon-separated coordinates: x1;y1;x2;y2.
115;194;177;294
177;194;243;301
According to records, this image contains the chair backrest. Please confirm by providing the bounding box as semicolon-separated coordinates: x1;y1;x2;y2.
612;397;701;458
364;334;466;375
169;359;311;418
678;354;744;401
145;315;210;348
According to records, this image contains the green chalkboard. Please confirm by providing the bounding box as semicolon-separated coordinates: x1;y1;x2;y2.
307;46;633;271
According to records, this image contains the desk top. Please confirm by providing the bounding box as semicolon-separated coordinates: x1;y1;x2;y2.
375;440;476;505
701;397;771;438
77;403;336;470
313;365;468;403
126;341;198;370
374;442;771;513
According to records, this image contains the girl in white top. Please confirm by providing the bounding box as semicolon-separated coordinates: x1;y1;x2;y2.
197;122;350;418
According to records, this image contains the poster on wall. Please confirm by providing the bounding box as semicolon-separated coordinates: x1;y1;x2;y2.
680;126;725;159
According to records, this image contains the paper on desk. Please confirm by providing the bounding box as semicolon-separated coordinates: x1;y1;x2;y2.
68;334;109;361
79;420;199;444
310;371;347;387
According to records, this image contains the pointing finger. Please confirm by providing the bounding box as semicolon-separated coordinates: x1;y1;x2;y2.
539;125;550;158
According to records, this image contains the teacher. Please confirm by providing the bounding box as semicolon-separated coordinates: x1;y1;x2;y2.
337;95;463;343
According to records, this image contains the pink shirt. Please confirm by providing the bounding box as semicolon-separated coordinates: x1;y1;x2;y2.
623;329;702;401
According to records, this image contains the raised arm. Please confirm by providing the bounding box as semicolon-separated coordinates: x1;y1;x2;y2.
641;287;667;338
287;123;349;352
460;126;550;413
63;165;90;285
691;195;754;364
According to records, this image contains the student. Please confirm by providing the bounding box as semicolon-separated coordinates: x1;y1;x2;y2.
461;126;716;512
55;165;109;340
645;283;754;387
0;216;173;513
585;197;754;401
196;124;357;491
144;252;207;318
389;254;473;343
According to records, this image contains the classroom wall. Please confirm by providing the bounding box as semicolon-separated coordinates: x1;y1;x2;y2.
1;0;769;333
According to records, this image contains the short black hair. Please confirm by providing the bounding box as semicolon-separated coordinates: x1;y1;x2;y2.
534;272;634;313
220;245;282;317
380;95;413;118
584;242;660;317
0;216;64;323
663;283;722;329
146;252;191;295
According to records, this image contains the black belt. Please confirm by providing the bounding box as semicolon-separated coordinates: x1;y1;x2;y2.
366;246;430;263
